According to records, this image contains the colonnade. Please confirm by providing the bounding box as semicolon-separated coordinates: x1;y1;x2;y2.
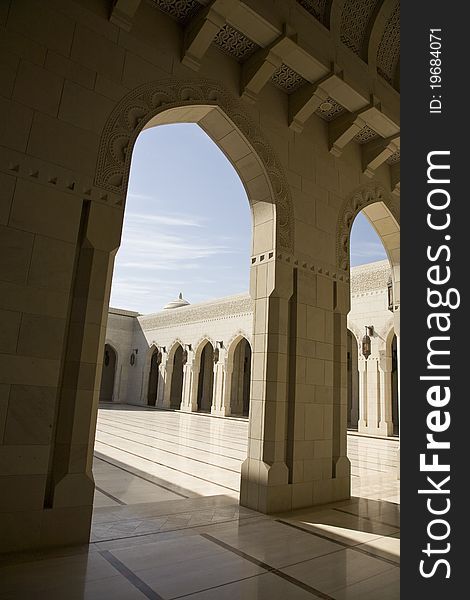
100;337;252;418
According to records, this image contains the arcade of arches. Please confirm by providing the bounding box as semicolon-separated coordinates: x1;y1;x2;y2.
100;260;398;436
0;0;400;571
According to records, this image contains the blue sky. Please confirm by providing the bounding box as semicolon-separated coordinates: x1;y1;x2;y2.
109;124;386;313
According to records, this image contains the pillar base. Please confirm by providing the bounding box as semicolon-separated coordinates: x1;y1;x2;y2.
358;420;394;437
211;406;229;417
240;458;351;514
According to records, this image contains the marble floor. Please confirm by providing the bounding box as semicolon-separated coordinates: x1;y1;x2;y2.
0;405;400;599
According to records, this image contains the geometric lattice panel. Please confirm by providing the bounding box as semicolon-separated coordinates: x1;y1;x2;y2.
387;148;400;165
297;0;330;27
149;0;202;24
213;24;260;62
340;0;379;57
377;2;400;87
354;125;380;144
271;64;307;94
315;97;347;121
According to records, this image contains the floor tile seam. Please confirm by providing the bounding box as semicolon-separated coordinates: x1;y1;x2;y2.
95;485;127;506
200;533;337;599
95;427;244;470
99;549;165;600
92;508;257;527
96;421;247;459
99;412;250;431
331;508;399;529
94;442;240;492
92;498;257;525
98;416;250;445
275;520;400;566
95;439;242;479
94;455;189;499
168;572;268;600
97;416;249;449
321;562;399;596
91;514;265;545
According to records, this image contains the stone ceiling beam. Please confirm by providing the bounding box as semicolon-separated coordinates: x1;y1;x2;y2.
110;0;142;31
329;110;368;157
362;135;400;177
241;32;296;103
288;69;343;133
182;0;240;71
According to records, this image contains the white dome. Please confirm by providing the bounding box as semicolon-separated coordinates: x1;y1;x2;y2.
163;292;190;310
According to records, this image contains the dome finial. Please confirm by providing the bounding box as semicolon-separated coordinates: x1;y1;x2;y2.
163;292;190;310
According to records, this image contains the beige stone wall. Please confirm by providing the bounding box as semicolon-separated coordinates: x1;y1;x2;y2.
0;0;400;552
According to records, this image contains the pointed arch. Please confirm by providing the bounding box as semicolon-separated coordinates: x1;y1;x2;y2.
94;78;294;252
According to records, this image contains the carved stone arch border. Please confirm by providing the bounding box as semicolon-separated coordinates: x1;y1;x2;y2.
346;325;361;345
167;339;185;362
225;331;252;368
193;336;216;362
141;342;163;405
94;78;294;251
336;182;400;271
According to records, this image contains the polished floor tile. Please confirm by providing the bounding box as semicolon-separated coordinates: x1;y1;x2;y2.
0;405;401;599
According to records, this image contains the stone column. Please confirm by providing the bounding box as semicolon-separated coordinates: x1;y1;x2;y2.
158;355;169;408
162;354;173;409
181;349;197;412
331;280;351;489
367;358;380;433
378;351;393;435
211;348;227;416
350;336;360;426
240;260;350;513
394;308;400;476
220;360;234;416
358;357;368;432
43;200;123;550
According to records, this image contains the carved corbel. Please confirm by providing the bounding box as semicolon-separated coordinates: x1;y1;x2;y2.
182;0;239;71
288;70;342;133
362;135;400;178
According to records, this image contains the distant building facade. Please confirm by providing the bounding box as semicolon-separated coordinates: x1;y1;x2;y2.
102;260;399;436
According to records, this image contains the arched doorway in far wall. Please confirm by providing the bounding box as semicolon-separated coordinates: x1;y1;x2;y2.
347;330;359;430
229;338;252;416
147;347;161;407
391;334;399;436
169;344;184;409
197;341;214;412
99;344;117;403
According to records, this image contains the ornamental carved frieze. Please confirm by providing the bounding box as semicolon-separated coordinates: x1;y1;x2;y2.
94;78;294;251
376;2;400;88
336;183;400;271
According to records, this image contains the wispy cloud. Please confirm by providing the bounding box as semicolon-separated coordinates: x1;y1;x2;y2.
350;241;387;265
126;212;206;228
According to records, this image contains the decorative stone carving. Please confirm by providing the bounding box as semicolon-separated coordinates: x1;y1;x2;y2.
386;148;400;165
340;0;379;57
149;0;202;23
95;78;294;250
213;24;259;61
353;125;379;144
297;0;330;26
377;2;400;88
138;294;254;330
350;259;391;295
271;64;307;94
314;96;346;122
336;183;400;271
